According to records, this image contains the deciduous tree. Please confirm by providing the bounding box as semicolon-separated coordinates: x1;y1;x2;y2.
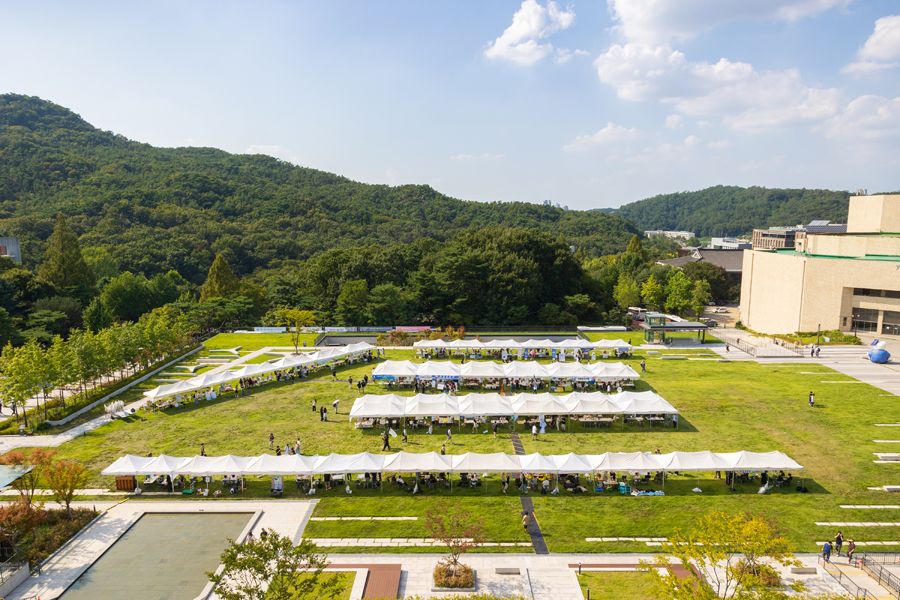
207;532;336;600
0;448;56;506
639;511;841;600
424;500;486;578
0;500;45;553
45;460;89;519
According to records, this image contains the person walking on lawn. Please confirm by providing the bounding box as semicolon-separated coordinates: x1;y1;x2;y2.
382;430;391;451
522;511;531;531
268;433;275;450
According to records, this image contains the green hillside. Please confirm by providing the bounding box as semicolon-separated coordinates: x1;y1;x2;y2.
613;185;850;238
0;94;638;282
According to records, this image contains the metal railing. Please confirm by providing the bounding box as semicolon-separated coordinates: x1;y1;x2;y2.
718;333;805;358
819;556;874;598
859;554;900;599
0;548;26;585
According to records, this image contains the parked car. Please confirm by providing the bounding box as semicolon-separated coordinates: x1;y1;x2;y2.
713;307;729;313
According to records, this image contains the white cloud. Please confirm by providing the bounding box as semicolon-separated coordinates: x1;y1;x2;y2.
450;153;504;161
386;168;399;184
555;48;590;64
484;0;576;66
623;135;704;164
826;95;900;139
842;15;900;75
607;0;850;44
244;145;303;165
594;43;843;131
684;134;703;147
664;115;683;129
708;139;733;149
563;122;643;152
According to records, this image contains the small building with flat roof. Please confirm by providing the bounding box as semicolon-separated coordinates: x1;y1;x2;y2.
639;312;709;344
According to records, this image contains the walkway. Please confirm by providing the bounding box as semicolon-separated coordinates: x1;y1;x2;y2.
510;432;549;555
5;499;317;600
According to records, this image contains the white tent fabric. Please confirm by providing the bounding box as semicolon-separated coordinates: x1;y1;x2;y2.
521;339;556;349
243;454;318;476
404;394;460;418
416;361;461;380
458;394;511;417
372;360;420;380
101;455;154;476
348;394;407;418
348;391;677;419
593;339;632;349
313;452;385;474
103;450;803;477
520;452;559;474
382;451;453;473
460;361;505;378
449;339;484;349
546;362;596;381
483;339;522;349
450;452;521;473
413;339;450;348
503;361;546;378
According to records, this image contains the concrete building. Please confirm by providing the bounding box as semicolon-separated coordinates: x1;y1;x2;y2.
741;194;900;334
751;221;847;250
644;230;695;240
709;237;751;250
0;237;21;263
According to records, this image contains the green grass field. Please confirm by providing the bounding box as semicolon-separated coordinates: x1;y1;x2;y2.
22;334;900;554
204;332;320;351
577;572;655;600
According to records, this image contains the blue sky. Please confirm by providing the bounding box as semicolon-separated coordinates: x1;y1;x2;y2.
1;1;898;209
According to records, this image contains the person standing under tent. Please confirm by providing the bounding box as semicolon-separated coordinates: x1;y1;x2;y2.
672;414;678;429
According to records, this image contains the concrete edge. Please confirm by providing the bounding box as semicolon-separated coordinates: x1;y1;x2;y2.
292;499;318;546
46;345;203;426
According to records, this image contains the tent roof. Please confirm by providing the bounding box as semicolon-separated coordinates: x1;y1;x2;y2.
314;452;386;474
519;452;558;473
460;361;505;378
101;455;153;476
416;361;460;379
382;451;452;473
451;452;521;473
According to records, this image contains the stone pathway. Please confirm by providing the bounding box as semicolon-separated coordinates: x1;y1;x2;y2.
510;431;549;555
0;488;128;497
816;521;900;526
841;505;900;509
5;499;316;600
310;516;417;521
816;541;900;546
308;537;533;548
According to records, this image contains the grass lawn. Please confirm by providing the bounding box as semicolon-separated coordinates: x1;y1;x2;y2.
269;571;353;600
205;332;320;351
24;338;900;555
576;572;655;600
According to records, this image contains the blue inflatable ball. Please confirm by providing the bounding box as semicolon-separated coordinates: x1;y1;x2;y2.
869;349;891;364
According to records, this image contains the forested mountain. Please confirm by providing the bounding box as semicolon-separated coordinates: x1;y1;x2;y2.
613;185;850;238
0;94;638;282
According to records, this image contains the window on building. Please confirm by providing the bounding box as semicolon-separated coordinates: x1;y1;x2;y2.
852;308;880;333
883;311;900;336
853;288;900;299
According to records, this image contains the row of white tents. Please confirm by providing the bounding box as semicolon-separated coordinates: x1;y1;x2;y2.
414;338;632;350
348;391;676;419
144;342;376;401
372;360;640;382
103;450;802;478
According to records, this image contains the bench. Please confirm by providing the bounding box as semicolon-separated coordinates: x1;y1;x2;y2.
790;567;816;574
495;567;520;575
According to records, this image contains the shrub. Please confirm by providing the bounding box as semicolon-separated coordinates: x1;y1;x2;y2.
433;563;474;589
735;559;781;587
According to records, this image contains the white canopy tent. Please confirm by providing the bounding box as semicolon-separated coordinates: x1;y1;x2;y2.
416;361;461;380
103;451;804;480
372;361;421;380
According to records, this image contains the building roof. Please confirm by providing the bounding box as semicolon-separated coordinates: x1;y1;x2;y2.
805;224;847;234
695;249;745;272
657;256;697;268
657;249;744;272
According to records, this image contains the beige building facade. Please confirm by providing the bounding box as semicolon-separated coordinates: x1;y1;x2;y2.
740;195;900;335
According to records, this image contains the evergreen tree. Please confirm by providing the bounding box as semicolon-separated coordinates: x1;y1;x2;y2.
625;234;647;262
200;255;240;302
38;214;96;292
83;298;113;332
